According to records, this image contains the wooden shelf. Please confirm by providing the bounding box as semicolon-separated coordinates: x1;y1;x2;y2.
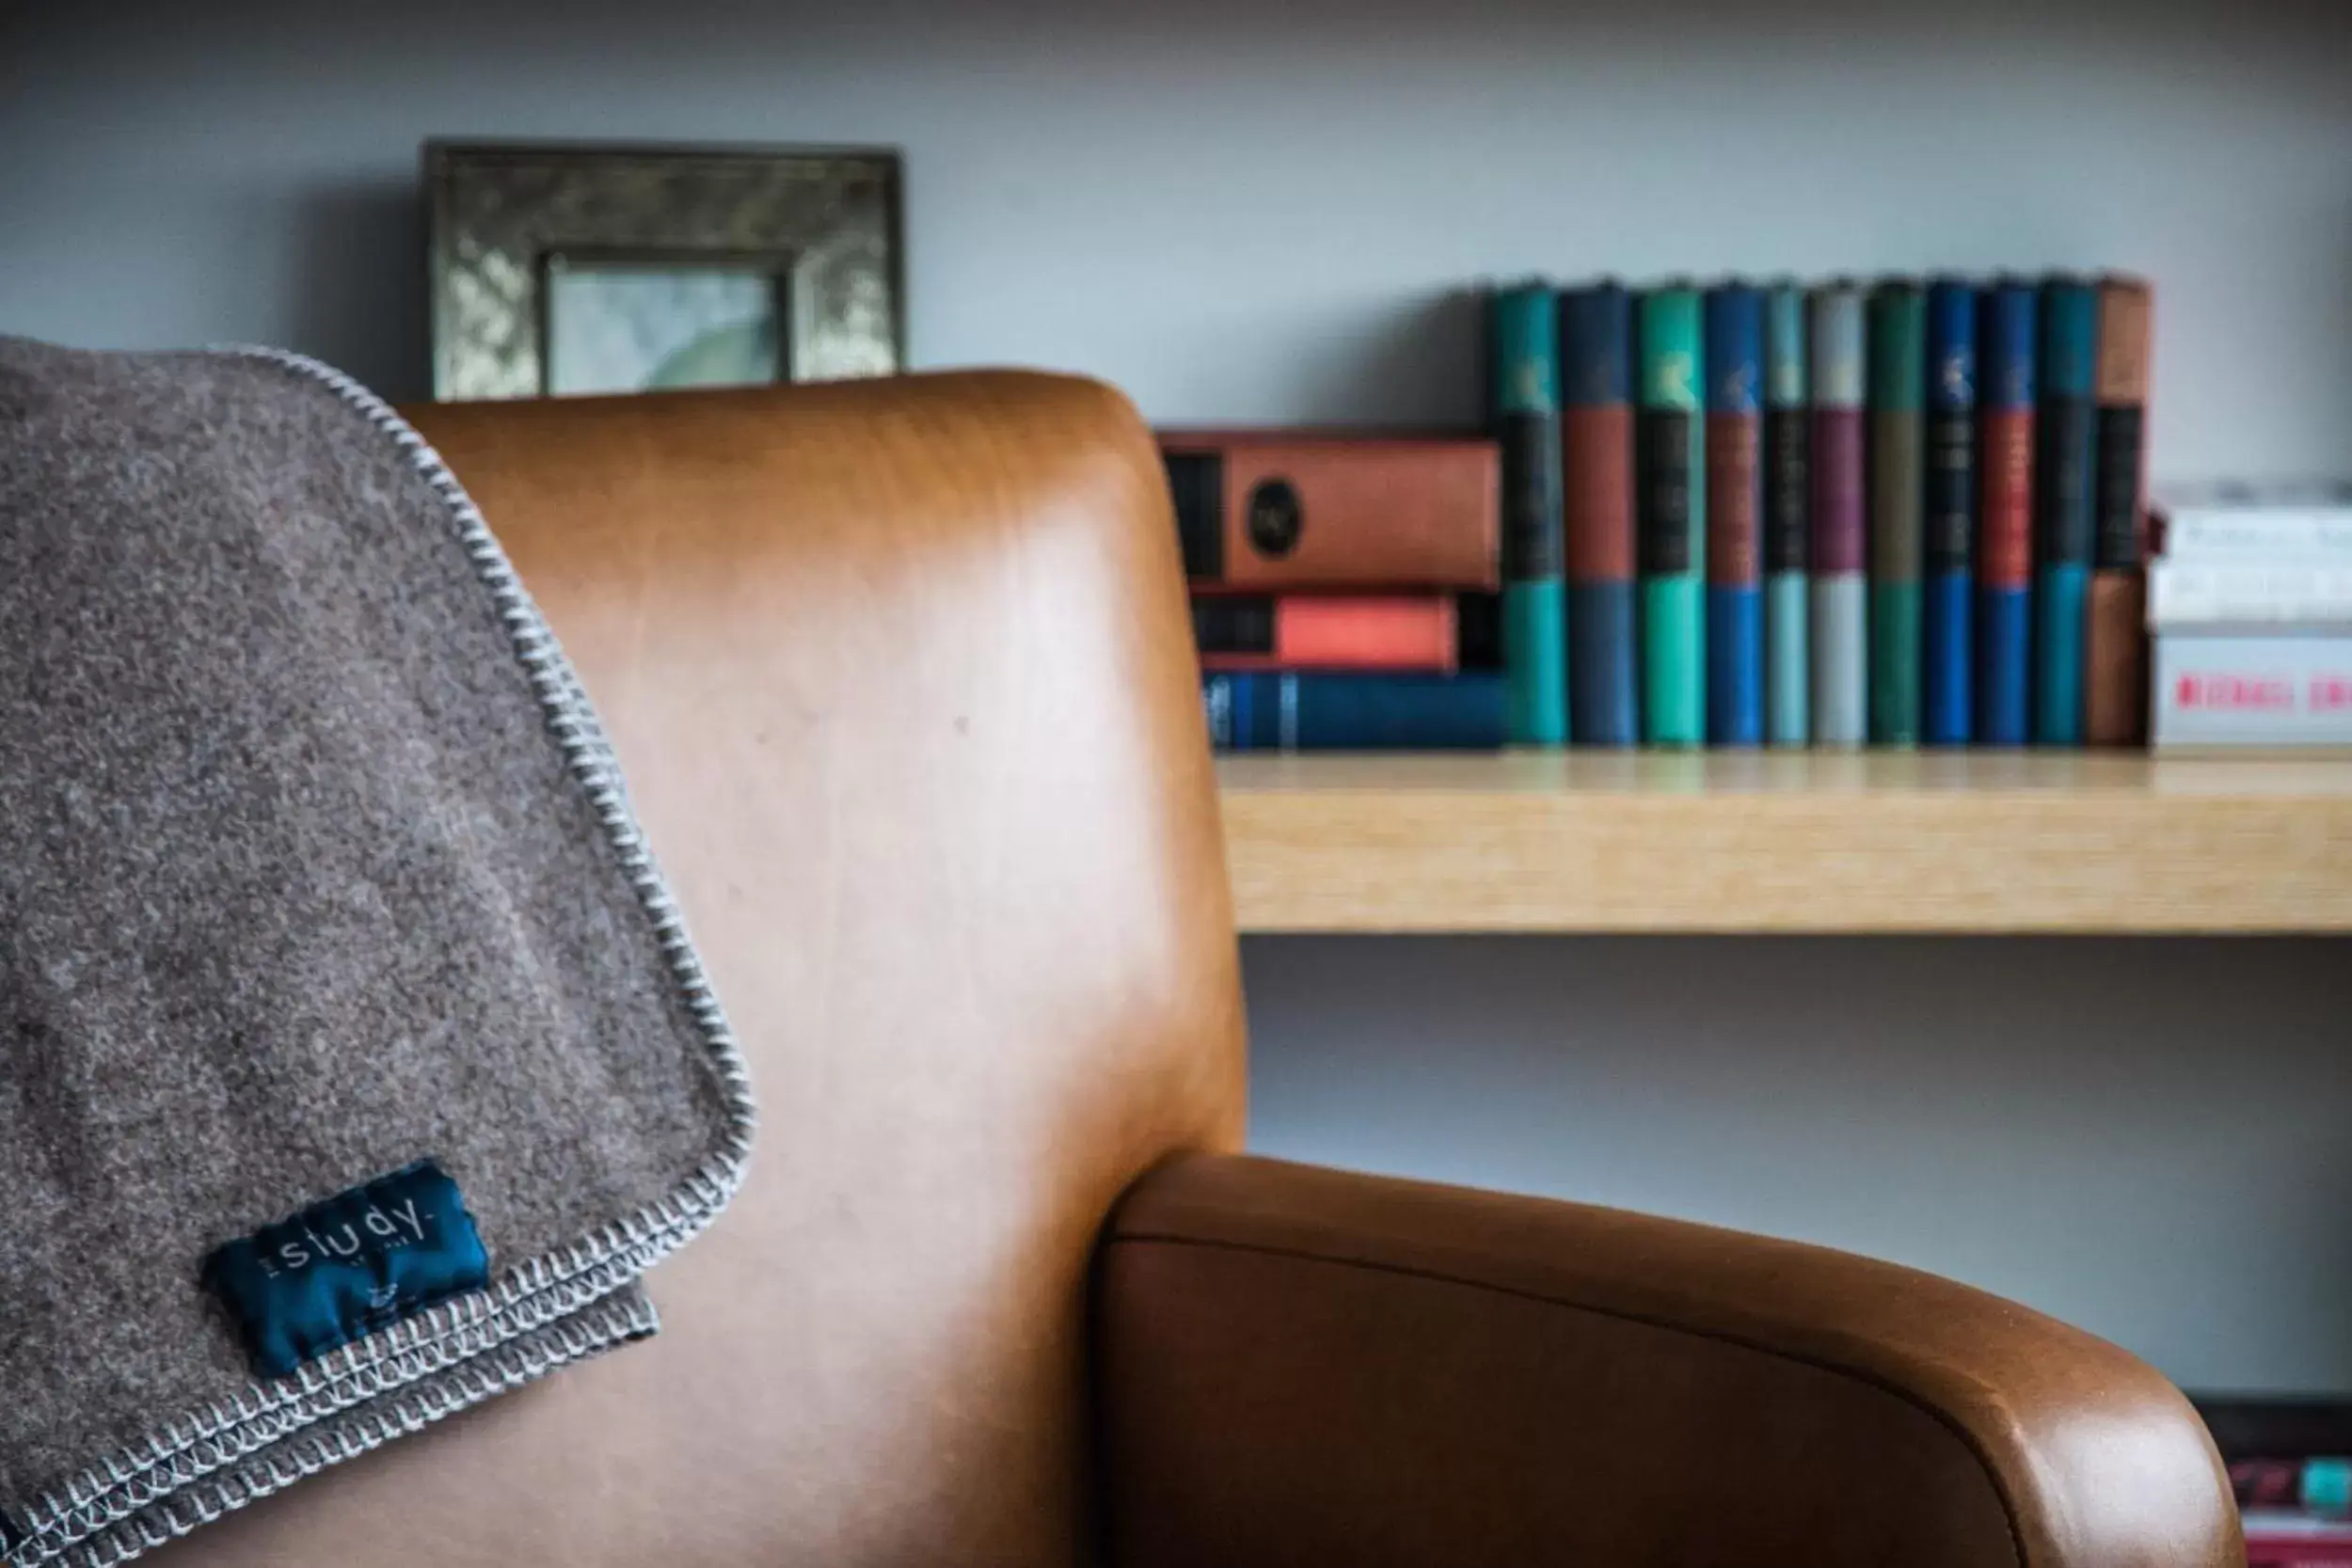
1216;752;2352;934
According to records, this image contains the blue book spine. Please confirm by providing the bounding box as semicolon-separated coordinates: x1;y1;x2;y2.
1705;283;1764;747
1923;279;1978;746
2035;277;2099;746
1977;280;2037;745
1762;284;1809;748
1489;283;1569;747
1200;672;1510;752
1560;281;1638;747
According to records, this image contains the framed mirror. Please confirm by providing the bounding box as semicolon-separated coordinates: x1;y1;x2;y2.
426;142;903;401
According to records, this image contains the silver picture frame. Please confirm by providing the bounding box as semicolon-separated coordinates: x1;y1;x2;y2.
426;141;903;401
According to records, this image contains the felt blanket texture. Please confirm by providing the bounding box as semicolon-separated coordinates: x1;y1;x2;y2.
0;338;755;1567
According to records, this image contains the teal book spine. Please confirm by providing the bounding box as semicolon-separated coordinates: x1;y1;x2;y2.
1867;282;1926;748
1763;283;1809;747
2035;276;2099;747
1637;286;1705;746
1488;283;1569;746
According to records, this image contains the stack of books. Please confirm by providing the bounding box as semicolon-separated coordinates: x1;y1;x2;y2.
1486;272;2156;751
2147;483;2352;751
1167;430;1514;751
2245;1514;2352;1568
2235;1456;2352;1567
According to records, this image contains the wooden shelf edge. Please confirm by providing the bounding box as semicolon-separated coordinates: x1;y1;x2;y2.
1216;752;2352;935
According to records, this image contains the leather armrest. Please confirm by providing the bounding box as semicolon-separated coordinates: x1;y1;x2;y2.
1095;1154;2237;1568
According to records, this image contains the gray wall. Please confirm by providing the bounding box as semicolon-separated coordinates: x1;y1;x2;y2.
8;0;2351;1391
1248;936;2352;1392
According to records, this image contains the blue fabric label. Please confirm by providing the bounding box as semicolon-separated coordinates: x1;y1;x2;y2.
202;1160;489;1380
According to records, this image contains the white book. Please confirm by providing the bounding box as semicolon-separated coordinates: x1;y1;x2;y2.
2151;634;2352;748
2148;560;2352;628
2154;481;2352;560
2159;507;2352;561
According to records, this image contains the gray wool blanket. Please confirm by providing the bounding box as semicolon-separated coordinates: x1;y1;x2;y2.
0;338;755;1567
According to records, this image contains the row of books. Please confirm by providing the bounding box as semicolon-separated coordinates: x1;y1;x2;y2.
1486;272;2154;750
2146;483;2352;750
1167;271;2164;752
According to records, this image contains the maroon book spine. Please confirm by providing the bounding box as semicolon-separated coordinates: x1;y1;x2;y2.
1809;412;1866;577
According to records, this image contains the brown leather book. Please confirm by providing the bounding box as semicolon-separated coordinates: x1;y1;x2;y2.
2087;277;2153;746
1158;431;1501;590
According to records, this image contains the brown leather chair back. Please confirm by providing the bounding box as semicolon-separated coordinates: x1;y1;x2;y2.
166;372;1247;1566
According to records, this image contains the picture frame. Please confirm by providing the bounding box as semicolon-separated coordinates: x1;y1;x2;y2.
425;141;903;401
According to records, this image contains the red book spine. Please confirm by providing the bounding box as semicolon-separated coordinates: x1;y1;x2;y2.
1564;405;1635;584
2087;277;2153;746
1707;413;1761;589
1194;594;1458;672
1979;412;2035;591
1159;433;1502;591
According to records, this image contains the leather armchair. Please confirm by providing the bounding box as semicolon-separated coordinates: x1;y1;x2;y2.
158;372;2236;1567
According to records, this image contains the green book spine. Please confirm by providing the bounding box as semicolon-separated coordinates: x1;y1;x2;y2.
1868;282;1927;747
1637;286;1705;746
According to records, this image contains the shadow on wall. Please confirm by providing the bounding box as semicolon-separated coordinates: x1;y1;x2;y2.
1286;286;1486;428
285;180;430;404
